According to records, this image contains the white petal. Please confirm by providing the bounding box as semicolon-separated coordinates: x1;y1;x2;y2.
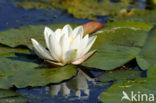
73;26;84;38
63;49;78;64
62;24;72;37
72;50;96;65
44;27;55;48
55;29;62;35
31;38;54;60
82;34;89;42
80;36;97;57
49;35;62;61
77;34;89;57
55;29;62;42
70;34;81;50
60;33;70;56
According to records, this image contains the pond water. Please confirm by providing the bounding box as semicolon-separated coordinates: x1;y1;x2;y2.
17;69;113;103
0;0;147;103
0;0;108;31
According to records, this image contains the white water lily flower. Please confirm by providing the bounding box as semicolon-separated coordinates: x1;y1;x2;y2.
31;24;97;66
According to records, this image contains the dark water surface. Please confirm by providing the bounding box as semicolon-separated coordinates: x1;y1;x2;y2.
0;0;146;103
0;0;107;31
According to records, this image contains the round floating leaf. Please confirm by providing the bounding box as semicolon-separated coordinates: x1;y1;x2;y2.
0;24;79;49
0;51;77;89
0;89;27;103
82;21;152;70
99;78;156;103
137;26;156;70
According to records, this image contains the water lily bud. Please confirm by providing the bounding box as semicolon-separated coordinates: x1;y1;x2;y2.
83;21;104;36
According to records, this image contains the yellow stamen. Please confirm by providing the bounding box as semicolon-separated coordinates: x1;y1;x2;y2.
70;38;74;44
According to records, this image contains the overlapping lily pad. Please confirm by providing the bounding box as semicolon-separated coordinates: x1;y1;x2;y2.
82;21;153;70
100;49;156;102
0;47;77;89
137;26;156;70
0;89;27;103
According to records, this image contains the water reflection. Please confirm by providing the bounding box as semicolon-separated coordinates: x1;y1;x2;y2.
16;68;113;103
48;69;95;100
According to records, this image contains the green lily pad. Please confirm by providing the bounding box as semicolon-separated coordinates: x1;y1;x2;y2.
82;21;152;70
0;24;78;49
137;26;156;70
101;21;153;31
0;48;77;89
0;46;30;56
96;68;141;83
99;78;156;103
0;89;27;103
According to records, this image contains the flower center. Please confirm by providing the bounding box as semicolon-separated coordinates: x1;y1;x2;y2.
70;38;74;44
